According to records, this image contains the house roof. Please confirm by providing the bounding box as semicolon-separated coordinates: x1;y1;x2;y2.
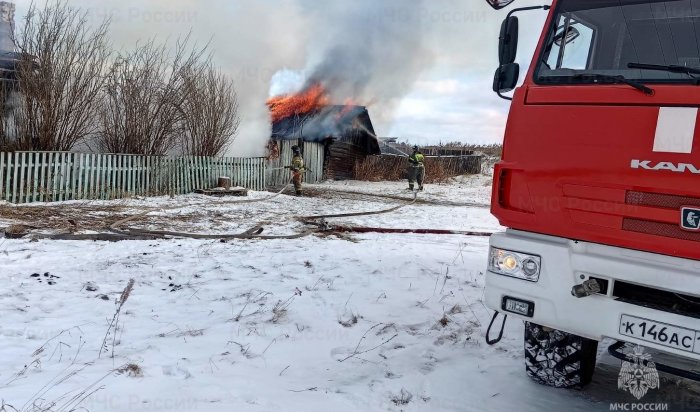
271;105;380;154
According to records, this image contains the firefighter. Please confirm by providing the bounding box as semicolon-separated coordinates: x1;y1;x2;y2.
290;145;306;196
407;145;425;191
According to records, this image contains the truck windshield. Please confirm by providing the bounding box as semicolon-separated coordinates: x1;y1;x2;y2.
536;0;700;84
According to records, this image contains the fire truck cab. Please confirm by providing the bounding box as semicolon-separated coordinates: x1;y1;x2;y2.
485;0;700;388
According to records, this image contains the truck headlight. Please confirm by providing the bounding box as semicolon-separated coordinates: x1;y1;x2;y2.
488;247;541;282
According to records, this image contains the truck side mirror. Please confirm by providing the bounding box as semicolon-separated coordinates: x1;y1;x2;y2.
554;26;580;46
493;63;520;95
485;0;517;10
499;16;519;65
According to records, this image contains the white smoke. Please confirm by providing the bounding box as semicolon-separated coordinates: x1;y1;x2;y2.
12;0;547;152
270;0;435;132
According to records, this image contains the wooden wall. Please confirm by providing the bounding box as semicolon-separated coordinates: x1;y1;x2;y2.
324;141;369;181
266;140;325;187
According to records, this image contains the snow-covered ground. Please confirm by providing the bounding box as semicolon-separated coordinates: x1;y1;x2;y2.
1;177;699;411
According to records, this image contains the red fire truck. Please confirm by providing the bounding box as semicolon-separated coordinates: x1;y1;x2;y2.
485;0;700;389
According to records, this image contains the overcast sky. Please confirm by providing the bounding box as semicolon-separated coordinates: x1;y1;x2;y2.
13;0;549;153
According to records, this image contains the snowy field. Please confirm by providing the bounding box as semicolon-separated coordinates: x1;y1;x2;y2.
1;177;699;411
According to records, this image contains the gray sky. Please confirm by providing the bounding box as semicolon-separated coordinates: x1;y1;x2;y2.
13;0;549;153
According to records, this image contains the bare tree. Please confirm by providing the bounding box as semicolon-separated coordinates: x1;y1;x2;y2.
13;1;111;151
0;77;20;151
179;65;240;157
97;36;207;155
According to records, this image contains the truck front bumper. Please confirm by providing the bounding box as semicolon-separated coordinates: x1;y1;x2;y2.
485;229;700;361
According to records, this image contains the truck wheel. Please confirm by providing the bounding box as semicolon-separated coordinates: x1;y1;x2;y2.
524;322;598;389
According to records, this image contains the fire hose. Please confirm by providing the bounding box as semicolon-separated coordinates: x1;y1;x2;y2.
106;183;314;240
306;186;490;208
107;190;421;240
25;184;301;241
21;184;495;241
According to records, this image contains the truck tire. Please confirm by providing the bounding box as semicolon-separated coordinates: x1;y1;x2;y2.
524;322;598;389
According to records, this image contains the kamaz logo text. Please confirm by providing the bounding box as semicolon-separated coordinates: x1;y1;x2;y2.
681;207;700;231
631;160;700;174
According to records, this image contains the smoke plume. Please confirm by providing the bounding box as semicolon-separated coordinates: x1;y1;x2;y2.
13;0;514;153
277;0;434;128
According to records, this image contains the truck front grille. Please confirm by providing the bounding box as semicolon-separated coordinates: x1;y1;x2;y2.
623;218;700;242
623;191;700;241
626;191;700;209
613;281;700;319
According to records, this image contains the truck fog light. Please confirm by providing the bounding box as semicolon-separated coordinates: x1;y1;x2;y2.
502;296;535;317
522;258;539;277
488;247;541;282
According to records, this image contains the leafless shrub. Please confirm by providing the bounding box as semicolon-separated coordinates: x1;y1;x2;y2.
97;36;207;155
391;141;503;158
354;155;466;183
179;65;240;156
444;142;503;158
353;156;403;181
13;1;111;151
0;80;20;151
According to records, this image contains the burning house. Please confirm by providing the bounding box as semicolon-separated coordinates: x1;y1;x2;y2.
0;2;19;83
0;1;21;143
267;84;381;182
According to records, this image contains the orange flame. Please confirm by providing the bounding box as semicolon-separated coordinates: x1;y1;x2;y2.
267;83;330;123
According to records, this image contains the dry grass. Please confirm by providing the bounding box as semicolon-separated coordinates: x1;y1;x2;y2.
4;224;28;237
116;363;143;378
270;296;295;323
100;279;136;359
338;312;361;328
391;388;413;406
0;203;134;231
0;202;209;235
439;143;503;157
354;155;468;184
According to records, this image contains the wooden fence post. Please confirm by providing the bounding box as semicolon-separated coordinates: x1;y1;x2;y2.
12;152;20;204
5;152;12;201
0;152;4;202
32;152;39;202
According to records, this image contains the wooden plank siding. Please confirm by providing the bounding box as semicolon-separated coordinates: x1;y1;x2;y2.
266;140;326;187
0;152;267;204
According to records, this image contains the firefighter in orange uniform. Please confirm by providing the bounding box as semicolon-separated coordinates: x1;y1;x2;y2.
290;145;306;196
